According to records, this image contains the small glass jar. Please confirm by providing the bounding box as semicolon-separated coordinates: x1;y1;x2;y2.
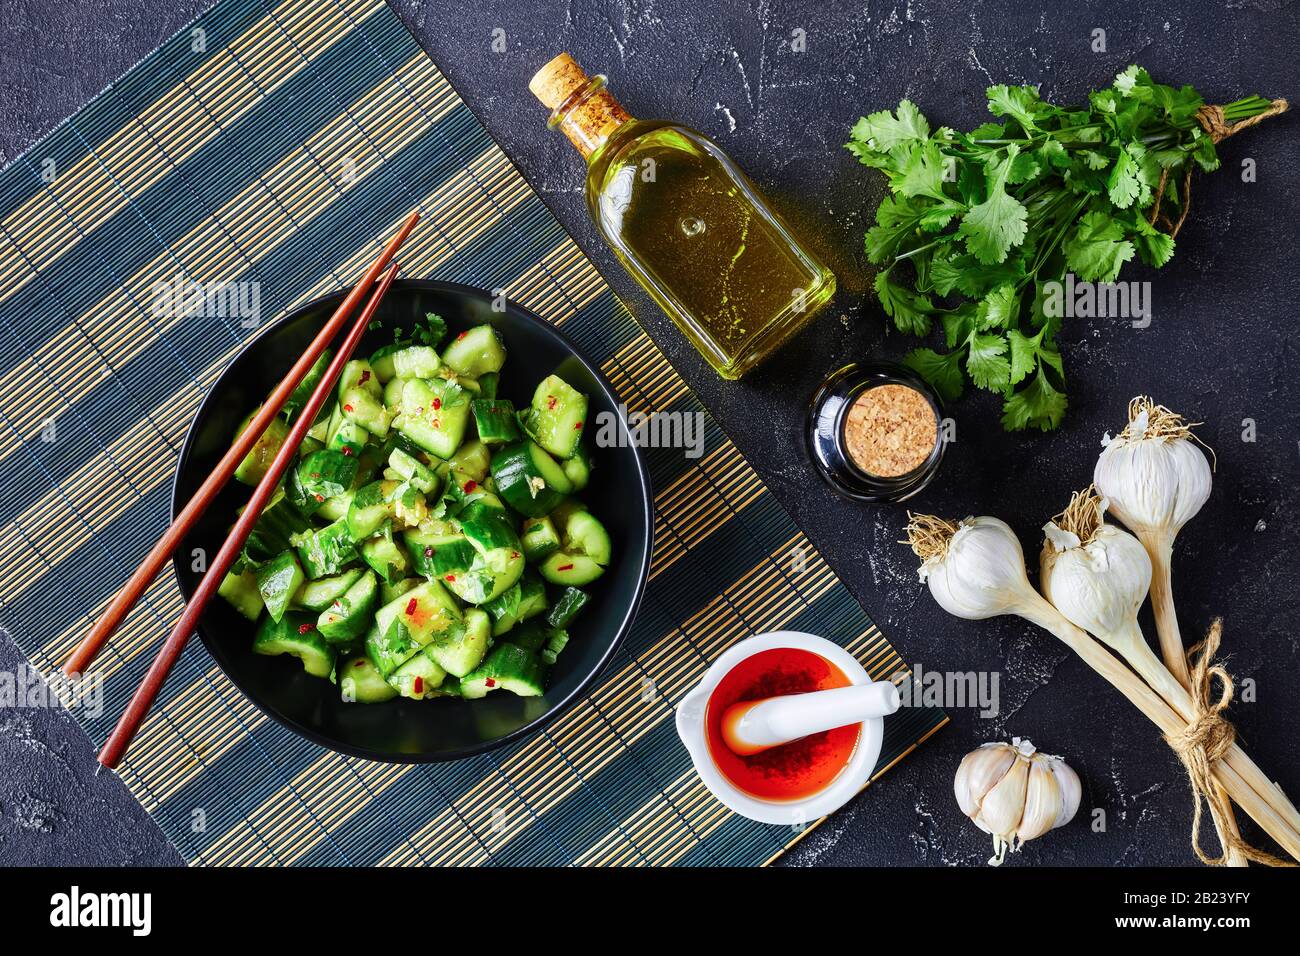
806;362;946;502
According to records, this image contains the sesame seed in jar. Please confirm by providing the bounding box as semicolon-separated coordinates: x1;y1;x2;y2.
842;384;938;478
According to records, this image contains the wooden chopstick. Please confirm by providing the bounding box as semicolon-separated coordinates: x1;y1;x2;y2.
63;211;420;678
97;261;403;770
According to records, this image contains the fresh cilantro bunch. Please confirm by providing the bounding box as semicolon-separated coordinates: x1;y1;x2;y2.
846;66;1282;430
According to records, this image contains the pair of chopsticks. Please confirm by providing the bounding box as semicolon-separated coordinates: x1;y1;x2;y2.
65;211;421;770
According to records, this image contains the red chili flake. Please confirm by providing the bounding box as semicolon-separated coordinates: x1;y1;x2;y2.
313;493;325;502
485;678;496;688
340;446;353;456
423;546;434;558
432;419;440;428
456;331;468;341
445;574;457;582
298;623;314;634
574;421;583;430
354;659;366;668
546;395;556;410
310;472;320;478
556;563;574;572
413;676;424;695
343;403;354;413
432;398;442;411
359;370;371;385
510;551;520;559
405;598;418;616
463;479;477;493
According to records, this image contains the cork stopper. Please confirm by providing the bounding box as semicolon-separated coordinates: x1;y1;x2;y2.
528;53;589;110
528;52;631;158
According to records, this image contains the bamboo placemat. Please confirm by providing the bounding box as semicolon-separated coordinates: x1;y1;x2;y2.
0;0;946;866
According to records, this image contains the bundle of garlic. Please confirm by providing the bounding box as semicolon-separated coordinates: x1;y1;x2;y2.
954;738;1081;866
904;513;1300;861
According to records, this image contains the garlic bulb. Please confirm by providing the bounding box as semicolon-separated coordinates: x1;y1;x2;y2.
912;516;1039;620
1094;397;1212;536
1041;493;1152;639
954;738;1081;866
1093;397;1211;690
1039;487;1187;711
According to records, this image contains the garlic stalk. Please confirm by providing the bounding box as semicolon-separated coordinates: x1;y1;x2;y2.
1093;397;1212;688
904;513;1300;861
954;738;1081;865
1040;488;1248;866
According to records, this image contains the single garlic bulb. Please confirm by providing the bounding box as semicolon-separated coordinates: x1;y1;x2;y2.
954;738;1082;866
1094;398;1212;536
1040;492;1153;639
913;516;1038;620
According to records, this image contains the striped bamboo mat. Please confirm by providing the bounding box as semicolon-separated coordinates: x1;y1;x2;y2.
0;0;946;866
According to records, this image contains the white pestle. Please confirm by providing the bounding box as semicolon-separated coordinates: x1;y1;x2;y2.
720;680;902;756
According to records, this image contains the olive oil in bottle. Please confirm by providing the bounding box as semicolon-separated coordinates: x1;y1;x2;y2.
529;53;835;380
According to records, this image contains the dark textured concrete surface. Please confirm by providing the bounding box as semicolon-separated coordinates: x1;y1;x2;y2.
1;0;1297;868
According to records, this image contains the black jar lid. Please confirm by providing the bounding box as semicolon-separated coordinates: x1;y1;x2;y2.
805;362;947;502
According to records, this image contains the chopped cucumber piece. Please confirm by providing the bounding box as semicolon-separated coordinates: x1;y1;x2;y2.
341;387;391;439
284;350;333;420
539;508;610;586
426;608;491;677
317;570;378;644
233;410;290;485
245;491;309;560
388;648;446;699
562;443;592;491
519;515;561;562
339;359;381;399
346;480;396;540
373;580;462;646
521;374;588;460
441;324;506;377
255;551;305;623
316;491;353;522
328;418;369;457
448;439;492;482
218;570;263;621
484;574;548;637
471;399;521;445
298;449;358;502
292;518;359;579
339;653;398;703
253;613;335;678
546;586;590;628
365;620;421;679
398;378;472;459
295;568;365;612
388;447;439;495
379;576;421;605
392;345;441;379
491;440;572;517
460;643;545;699
361;533;410;584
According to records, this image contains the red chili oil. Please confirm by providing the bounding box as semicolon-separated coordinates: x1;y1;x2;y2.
705;647;859;801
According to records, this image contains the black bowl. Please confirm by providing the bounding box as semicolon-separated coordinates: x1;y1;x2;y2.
172;280;653;762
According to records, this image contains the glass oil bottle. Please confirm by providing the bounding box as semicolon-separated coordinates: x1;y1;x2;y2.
529;53;835;380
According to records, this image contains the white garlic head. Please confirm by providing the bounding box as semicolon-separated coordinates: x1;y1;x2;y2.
1094;405;1212;536
919;517;1037;621
1041;521;1152;637
954;738;1082;866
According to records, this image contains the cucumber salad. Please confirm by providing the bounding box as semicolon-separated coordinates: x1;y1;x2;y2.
217;314;611;704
